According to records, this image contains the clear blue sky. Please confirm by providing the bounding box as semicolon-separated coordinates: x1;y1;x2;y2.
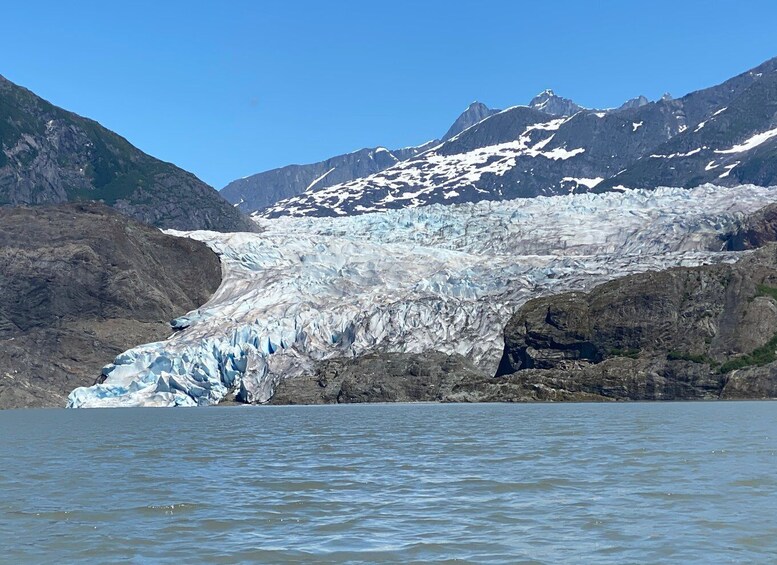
2;0;775;188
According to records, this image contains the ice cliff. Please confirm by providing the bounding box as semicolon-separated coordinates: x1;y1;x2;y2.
67;185;777;407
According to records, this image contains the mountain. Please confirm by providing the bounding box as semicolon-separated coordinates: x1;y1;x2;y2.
616;95;650;112
441;101;500;140
0;202;222;409
221;145;435;215
67;184;776;407
222;89;649;217
260;57;777;219
596;61;777;191
221;102;504;215
528;89;584;116
0;75;254;231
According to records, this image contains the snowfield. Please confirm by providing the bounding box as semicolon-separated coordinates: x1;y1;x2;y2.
68;185;777;408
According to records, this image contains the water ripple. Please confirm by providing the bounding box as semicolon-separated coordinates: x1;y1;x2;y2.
1;402;776;563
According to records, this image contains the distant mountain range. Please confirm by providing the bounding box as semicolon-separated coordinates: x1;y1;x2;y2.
224;57;777;219
220;91;602;214
0;75;254;231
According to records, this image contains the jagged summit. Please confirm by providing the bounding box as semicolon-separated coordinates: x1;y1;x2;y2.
441;101;499;141
528;89;585;117
616;95;650;112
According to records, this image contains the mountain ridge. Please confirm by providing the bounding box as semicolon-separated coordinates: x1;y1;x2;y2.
0;74;255;231
222;90;651;215
259;56;777;218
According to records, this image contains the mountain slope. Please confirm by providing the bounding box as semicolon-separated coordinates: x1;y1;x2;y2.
0;75;255;231
0;202;222;409
259;101;685;217
220;102;503;215
221;145;434;214
261;57;777;218
597;61;777;191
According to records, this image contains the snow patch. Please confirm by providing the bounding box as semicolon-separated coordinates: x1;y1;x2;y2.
714;127;777;154
305;167;337;192
650;148;703;159
561;177;604;189
719;162;741;178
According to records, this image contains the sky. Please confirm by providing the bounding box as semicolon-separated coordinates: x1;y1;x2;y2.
2;0;776;188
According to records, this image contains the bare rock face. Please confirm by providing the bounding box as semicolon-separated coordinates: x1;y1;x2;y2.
495;244;777;400
441;102;499;141
0;74;255;232
0;203;222;408
528;89;584;117
726;203;777;250
270;352;487;404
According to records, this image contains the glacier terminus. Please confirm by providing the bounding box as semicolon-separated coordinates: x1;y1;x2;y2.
67;185;777;408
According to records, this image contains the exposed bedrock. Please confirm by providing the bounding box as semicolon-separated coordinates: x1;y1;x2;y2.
494;243;777;400
0;203;221;408
270;352;487;404
725;203;777;250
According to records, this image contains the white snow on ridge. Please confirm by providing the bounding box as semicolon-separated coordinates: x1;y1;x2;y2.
67;185;777;408
260;117;583;218
714;127;777;154
719;162;741;178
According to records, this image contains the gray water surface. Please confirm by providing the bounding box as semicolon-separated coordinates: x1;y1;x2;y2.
1;402;776;564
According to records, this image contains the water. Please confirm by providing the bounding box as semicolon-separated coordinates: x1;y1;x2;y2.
1;403;776;564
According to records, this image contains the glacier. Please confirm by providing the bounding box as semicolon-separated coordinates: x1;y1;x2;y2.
67;185;777;408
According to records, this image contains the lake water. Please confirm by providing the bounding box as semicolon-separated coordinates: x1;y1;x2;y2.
1;402;776;564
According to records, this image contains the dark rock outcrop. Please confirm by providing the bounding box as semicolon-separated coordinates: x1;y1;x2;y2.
441;101;499;141
0;74;255;232
726;203;777;250
270;352;487;404
494;243;777;400
0;203;222;408
528;89;584;117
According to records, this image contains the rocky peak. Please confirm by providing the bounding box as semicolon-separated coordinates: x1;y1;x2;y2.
528;89;585;117
441;101;499;141
616;95;650;112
